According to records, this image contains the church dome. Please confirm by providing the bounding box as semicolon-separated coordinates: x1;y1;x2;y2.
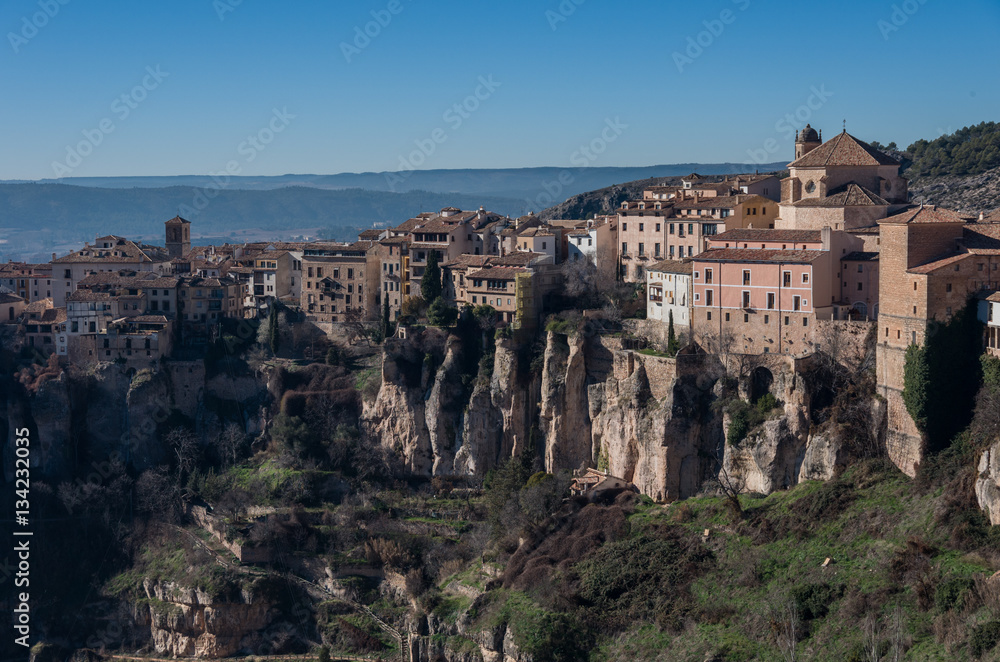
797;124;820;143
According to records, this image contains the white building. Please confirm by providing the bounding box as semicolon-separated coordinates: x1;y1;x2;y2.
646;259;692;329
980;291;1000;358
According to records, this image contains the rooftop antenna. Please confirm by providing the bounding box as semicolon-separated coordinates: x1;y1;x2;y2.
843;119;847;133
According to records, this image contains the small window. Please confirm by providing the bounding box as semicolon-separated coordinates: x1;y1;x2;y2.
946;283;952;293
725;312;730;322
802;273;809;284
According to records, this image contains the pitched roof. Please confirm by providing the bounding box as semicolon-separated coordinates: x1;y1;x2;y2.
842;252;880;262
53;237;171;264
647;259;693;275
0;292;25;304
695;248;825;264
907;252;971;274
878;205;967;225
793;183;889;207
788;132;900;168
674;195;756;210
711;228;822;243
165;216;191;225
443;254;492;269
491;252;547;266
962;223;1000;255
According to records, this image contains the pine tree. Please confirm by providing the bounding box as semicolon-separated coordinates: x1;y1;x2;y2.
421;249;442;303
381;297;392;341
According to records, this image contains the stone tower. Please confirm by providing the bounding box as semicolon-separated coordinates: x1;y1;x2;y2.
794;124;822;159
165;216;191;259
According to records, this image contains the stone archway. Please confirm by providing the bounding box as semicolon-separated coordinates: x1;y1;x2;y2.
749;366;774;404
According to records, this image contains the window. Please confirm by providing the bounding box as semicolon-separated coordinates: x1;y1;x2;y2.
743;270;751;286
802;273;809;284
785;316;790;326
706;290;714;306
622;242;628;254
655;223;661;232
782;271;791;287
638;243;645;256
622;223;627;231
655;243;661;257
707;311;712;320
688;224;694;234
857;264;863;273
767;292;775;309
705;269;713;284
669;224;675;235
793;296;800;311
764;314;769;324
742;291;751;308
725;312;730;322
857;282;863;291
639;223;644;231
946;283;952;293
744;313;749;323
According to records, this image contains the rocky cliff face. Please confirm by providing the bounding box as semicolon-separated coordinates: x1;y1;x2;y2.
368;328;886;501
2;361;268;481
977;441;1000;526
138;579;275;659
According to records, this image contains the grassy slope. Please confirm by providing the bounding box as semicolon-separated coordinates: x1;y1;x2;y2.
480;459;1000;662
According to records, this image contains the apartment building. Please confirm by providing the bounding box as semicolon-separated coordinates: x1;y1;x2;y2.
0;262;52;303
646;260;692;329
301;241;381;322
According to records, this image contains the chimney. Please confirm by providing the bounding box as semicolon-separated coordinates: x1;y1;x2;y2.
821;226;832;251
980;212;985;221
52;253;56;261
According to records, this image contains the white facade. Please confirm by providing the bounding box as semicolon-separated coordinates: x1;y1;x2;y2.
646;263;691;329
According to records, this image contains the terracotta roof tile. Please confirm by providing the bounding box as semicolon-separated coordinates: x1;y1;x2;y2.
647;259;693;275
878;205;967;225
695;248;825;264
788;132;900;167
712;229;822;243
793;183;889;207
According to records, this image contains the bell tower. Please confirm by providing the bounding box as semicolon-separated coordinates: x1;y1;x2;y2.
165;216;191;258
795;124;822;159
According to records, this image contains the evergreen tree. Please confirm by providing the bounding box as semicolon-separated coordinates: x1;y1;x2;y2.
381;297;392;341
268;305;280;355
667;310;680;356
421;249;442;303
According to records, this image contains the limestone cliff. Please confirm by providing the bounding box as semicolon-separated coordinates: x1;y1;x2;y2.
977;441;1000;526
138;579;277;659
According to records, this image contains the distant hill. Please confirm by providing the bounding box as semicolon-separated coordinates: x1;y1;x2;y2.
0;184;524;250
539;172;786;220
16;162;786;202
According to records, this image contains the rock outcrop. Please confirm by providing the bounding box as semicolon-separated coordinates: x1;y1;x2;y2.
977;441;1000;526
139;579;275;659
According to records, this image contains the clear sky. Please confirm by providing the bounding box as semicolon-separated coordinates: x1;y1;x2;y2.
1;0;997;180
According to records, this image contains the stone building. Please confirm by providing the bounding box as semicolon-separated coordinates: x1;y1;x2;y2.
300;241;381;322
875;205;1000;475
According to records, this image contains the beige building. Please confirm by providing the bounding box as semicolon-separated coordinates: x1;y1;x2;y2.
0;262;52;303
51;235;173;307
301;241;381;322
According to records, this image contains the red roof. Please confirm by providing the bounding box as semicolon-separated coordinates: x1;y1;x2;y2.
694;248;825;264
788;132;900;168
878;205;966;225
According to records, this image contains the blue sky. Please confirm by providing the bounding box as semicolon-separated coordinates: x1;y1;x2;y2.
1;0;997;179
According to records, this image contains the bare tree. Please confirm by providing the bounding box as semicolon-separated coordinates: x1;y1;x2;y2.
773;600;800;662
214;423;246;468
165;428;200;485
862;612;882;662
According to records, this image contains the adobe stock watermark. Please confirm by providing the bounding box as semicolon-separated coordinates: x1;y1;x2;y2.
524;117;628;211
179;107;296;216
672;0;751;74
878;0;928;40
51;66;170;177
341;0;414;64
213;0;242;21
546;0;585;31
385;76;501;192
746;85;833;165
7;0;71;54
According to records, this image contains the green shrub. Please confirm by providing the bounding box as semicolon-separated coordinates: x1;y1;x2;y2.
427;297;458;327
934;576;974;612
971;621;1000;658
790;582;843;620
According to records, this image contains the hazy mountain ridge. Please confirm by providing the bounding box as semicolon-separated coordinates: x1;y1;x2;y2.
18;162;786;198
